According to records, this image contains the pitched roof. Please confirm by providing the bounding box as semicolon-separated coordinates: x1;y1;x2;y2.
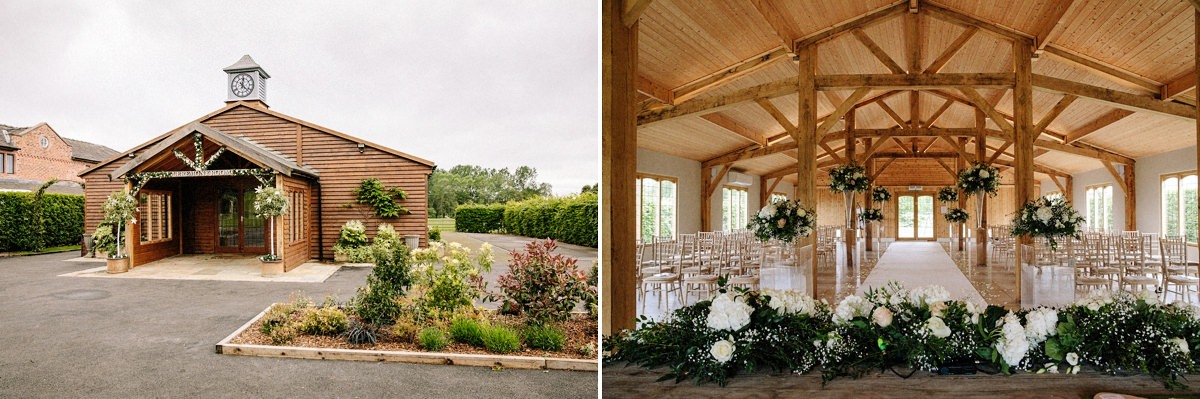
223;54;270;78
0;124;23;150
63;138;119;163
81;101;436;176
109;122;319;179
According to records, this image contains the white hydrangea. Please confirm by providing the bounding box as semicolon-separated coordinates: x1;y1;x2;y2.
995;312;1031;368
833;295;872;324
1136;289;1160;306
762;289;815;316
1023;307;1059;344
1035;207;1053;222
1075;289;1115;311
758;203;776;218
908;285;951;307
706;293;753;331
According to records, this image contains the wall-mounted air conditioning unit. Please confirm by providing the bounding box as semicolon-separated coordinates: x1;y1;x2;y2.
726;171;754;187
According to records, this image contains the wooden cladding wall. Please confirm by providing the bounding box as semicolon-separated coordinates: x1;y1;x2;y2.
202;106;433;259
82;163;128;232
281;175;311;271
807;185;1023;240
130;180;182;267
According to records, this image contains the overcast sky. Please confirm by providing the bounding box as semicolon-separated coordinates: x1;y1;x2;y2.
0;1;598;196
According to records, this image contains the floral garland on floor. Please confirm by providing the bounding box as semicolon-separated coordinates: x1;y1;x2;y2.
944;208;969;223
829;164;870;193
871;187;892;203
1010;196;1085;250
937;186;959;203
604;283;1200;389
748;198;816;243
957;162;1000;197
860;208;884;223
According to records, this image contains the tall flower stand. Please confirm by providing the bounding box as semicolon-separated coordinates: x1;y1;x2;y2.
974;197;987;267
843;190;857;268
1019;241;1075;308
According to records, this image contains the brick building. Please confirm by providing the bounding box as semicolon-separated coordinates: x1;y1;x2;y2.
0;123;119;194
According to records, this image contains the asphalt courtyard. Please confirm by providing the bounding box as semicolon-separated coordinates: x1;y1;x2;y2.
0;251;597;398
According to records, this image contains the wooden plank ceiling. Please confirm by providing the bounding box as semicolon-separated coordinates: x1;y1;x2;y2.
634;0;1198;186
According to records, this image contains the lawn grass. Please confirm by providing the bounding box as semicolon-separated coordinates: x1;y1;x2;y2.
428;218;456;232
1;245;81;256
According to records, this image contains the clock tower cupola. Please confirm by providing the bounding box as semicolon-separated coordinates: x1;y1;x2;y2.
223;54;270;106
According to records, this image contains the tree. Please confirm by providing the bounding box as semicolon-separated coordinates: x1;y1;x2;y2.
581;184;598;194
427;164;554;218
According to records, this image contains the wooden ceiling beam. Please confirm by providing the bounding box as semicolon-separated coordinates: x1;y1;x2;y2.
1042;45;1160;94
1161;70;1196;101
818;73;1014;90
926;98;955;126
794;3;907;50
673;47;790;104
906;11;921;73
877;100;908;128
749;0;803;52
925;26;978;74
958;87;1014;134
699;113;766;146
874;152;959;159
819;142;846;164
1031;0;1075;55
892;137;911;154
1035;138;1134;165
1033;94;1077;136
857;131;894;163
621;0;654;27
988;141;1013;165
851;28;906;74
1064;109;1134;144
871;158;898;180
934;157;958;178
756;98;797;132
1032;74;1195;120
937;133;976;163
922;2;1033;44
817;88;871;136
636;75;673;104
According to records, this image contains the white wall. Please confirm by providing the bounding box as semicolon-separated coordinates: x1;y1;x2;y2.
1135;145;1196;235
1070;165;1126;231
637;148;702;235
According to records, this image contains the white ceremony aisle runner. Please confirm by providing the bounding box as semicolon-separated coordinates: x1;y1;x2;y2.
857;242;986;305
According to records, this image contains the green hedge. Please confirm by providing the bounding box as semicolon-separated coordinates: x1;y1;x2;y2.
454;203;506;233
0;192;84;251
503;193;597;248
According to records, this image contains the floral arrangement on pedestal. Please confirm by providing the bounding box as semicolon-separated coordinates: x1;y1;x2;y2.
747;198;816;243
944;208;969;223
871;187;892;203
1010;196;1085;250
829;164;870;193
102;191;138;259
253;185;289;261
604;284;1200;389
860;208;884;223
937;186;959;203
957;162;1000;197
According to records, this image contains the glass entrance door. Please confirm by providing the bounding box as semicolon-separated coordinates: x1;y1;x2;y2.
217;187;267;253
898;195;935;240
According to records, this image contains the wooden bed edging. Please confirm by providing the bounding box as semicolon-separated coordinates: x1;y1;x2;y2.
215;304;597;372
603;365;1200;398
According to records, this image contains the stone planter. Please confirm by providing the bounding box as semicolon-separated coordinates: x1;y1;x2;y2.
106;257;129;274
261;258;284;276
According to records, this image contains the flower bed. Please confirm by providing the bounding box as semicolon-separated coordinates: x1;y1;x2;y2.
604;282;1200;390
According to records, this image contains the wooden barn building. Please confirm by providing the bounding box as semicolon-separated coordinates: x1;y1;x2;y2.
80;55;435;272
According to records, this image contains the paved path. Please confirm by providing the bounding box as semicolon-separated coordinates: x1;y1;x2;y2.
858;241;986;305
0;252;596;398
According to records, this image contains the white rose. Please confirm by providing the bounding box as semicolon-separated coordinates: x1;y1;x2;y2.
979;170;990;179
710;339;735;363
927;316;951;338
1036;207;1053;222
797;209;807;217
1065;352;1079;366
1170;337;1190;355
872;306;893;328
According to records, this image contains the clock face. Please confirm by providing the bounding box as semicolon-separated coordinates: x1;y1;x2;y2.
231;73;254;97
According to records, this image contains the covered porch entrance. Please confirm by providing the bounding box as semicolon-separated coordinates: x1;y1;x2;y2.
111;122;318;273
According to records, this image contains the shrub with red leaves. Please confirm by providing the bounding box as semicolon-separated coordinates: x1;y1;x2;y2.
497;240;592;324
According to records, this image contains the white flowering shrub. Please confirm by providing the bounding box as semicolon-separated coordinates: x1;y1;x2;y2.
606;282;1200;390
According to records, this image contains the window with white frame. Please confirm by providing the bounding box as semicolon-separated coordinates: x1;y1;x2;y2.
1161;172;1197;243
1085;184;1113;233
636;175;676;242
721;186;748;232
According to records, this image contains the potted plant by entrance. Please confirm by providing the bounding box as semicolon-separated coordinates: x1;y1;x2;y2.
102;191;137;273
253;185;288;275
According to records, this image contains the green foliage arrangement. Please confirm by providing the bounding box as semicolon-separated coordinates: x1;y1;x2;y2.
454;203;506;233
353;178;409;218
300;306;350;336
482;325;521;354
350;243;413;325
937;186;959;203
604;283;1200;390
524;324;566;351
335;220;369;249
828;164;870;193
419;327;450;351
410;241;494;313
253;185;288;261
859;208;884;223
871;186;892;203
91;224;115;258
428;226;442;242
747;198;816;243
498;240;592;324
102;191;137;259
0;191;85;252
1010;196;1086;250
944;208;970;223
957;162;1000;197
502;192;598;247
449;317;487;347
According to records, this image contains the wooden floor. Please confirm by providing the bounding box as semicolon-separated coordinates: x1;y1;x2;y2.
603;366;1200;398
